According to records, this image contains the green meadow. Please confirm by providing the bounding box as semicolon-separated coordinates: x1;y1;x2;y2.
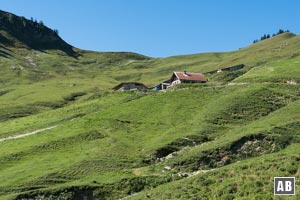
1;10;300;199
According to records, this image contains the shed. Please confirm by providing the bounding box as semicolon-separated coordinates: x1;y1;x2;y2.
204;64;244;74
151;81;171;91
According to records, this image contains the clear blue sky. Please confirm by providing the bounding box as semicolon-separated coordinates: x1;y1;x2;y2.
0;0;299;57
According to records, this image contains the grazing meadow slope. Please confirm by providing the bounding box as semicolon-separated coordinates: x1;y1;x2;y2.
1;10;300;199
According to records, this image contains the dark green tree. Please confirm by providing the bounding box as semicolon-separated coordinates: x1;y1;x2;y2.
277;29;284;35
53;29;59;35
39;20;44;26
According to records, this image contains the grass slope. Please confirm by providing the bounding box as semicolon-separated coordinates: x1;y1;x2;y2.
1;30;300;122
1;83;300;199
1;9;300;200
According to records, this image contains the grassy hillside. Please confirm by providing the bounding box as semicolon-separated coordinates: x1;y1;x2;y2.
1;83;300;199
1;9;300;200
2;32;300;123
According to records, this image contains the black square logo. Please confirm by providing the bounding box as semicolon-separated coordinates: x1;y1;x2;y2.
274;177;295;195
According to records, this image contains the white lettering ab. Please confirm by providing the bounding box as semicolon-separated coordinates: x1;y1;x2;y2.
277;181;292;192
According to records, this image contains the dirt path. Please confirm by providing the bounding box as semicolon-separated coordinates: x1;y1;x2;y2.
228;81;299;86
227;82;249;86
0;126;57;142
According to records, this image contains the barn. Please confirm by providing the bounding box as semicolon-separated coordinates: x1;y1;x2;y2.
113;82;148;91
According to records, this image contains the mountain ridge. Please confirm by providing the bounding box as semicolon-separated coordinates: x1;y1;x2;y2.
0;9;78;56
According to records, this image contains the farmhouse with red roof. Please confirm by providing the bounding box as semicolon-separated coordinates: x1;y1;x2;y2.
171;71;207;83
152;71;207;90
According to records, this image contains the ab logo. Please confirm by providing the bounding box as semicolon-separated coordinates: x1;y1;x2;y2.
274;177;295;195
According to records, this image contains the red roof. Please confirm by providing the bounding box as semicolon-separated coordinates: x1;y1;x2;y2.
174;72;207;82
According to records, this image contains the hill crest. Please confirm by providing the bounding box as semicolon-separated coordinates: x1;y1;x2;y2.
0;10;76;56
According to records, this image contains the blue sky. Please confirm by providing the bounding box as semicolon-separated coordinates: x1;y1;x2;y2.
0;0;299;57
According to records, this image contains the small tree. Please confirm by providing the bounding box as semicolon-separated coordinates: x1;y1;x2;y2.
39;20;44;26
260;34;268;41
277;29;284;35
53;29;59;35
